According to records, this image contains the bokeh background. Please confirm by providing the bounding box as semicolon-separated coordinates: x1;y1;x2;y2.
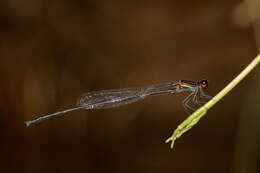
0;0;260;173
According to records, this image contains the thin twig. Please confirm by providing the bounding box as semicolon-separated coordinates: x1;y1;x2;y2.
165;53;260;149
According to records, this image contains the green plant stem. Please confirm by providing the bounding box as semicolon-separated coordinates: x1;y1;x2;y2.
165;54;260;149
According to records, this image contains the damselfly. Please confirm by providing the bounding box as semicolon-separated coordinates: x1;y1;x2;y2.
25;79;211;127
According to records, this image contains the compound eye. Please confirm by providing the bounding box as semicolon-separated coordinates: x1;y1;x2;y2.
200;80;208;89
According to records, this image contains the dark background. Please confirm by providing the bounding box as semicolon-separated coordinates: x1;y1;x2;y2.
0;0;259;173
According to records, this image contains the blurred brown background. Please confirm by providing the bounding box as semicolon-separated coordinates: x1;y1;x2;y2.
0;0;259;173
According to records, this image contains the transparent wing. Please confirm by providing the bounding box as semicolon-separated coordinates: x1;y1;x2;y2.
25;82;178;126
77;87;146;109
77;82;178;109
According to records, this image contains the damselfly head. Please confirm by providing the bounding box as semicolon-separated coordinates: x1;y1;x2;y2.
198;79;208;89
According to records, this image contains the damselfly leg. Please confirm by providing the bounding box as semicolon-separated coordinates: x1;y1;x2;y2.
200;88;212;99
192;87;200;105
182;92;196;111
